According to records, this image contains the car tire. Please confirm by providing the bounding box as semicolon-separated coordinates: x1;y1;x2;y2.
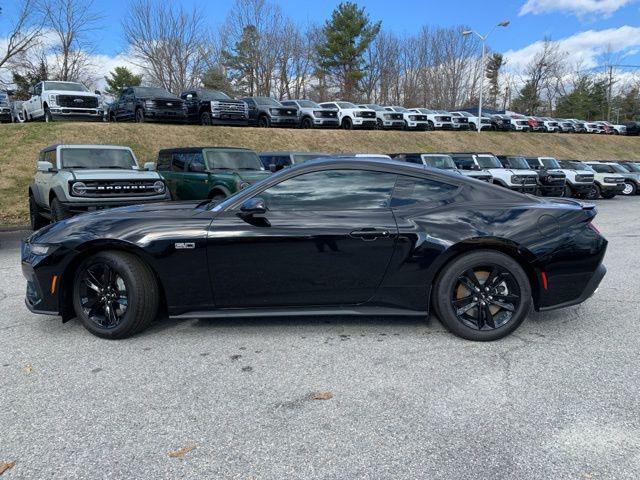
73;251;159;339
210;192;226;202
201;112;212;125
342;117;353;130
427;121;435;131
563;185;573;197
50;198;71;223
622;181;636;196
301;117;313;129
109;112;117;122
44;107;53;123
29;196;48;231
258;115;270;128
432;250;532;341
135;108;145;123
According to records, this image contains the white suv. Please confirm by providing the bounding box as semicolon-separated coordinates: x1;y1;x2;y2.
584;161;627;199
493;155;541;194
23;81;103;122
281;99;339;129
318;101;376;130
409;109;453;130
451;111;492;131
359;104;404;129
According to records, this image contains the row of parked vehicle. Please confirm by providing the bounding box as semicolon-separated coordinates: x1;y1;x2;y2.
6;81;640;134
27;143;640;231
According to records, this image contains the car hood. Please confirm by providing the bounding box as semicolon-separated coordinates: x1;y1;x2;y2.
486;168;537;175
70;169;161;181
45;90;99;97
233;170;271;182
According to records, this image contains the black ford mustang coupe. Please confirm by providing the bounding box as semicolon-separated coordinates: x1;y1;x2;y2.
22;158;607;341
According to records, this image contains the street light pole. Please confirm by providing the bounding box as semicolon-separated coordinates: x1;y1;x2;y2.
462;20;510;132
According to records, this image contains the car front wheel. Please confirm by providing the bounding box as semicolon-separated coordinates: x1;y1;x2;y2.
73;251;159;339
622;181;636;196
50;198;71;223
433;250;532;341
29;196;48;231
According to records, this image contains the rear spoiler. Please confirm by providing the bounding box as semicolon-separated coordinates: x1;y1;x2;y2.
548;197;595;210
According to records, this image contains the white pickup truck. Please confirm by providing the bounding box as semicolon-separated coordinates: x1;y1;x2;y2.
23;81;103;122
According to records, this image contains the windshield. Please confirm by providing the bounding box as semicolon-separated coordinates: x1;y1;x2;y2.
198;90;231;101
393;106;408;112
476;155;501;169
254;97;281;107
133;87;175;98
297;100;319;108
505;156;530;169
420;109;436;114
204;149;264;170
621;162;640;172
60;148;137;169
540;158;561;169
572;162;595;172
435;110;449;114
459;112;472;117
337;102;356;108
608;163;628;173
44;81;88;92
422;155;456;169
366;104;385;111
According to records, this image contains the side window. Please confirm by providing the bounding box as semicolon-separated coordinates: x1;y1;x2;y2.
452;156;474;170
157;153;171;171
187;153;206;172
391;176;458;208
35;83;42;95
281;101;294;106
405;155;423;165
257;169;397;211
591;164;609;173
171;153;187;172
525;158;539;169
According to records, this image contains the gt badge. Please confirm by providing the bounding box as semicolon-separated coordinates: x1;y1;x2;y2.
175;242;195;250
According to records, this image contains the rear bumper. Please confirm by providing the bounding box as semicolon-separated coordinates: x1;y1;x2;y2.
539;264;606;312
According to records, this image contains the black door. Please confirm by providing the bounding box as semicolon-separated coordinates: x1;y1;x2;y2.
182;92;199;122
207;169;399;308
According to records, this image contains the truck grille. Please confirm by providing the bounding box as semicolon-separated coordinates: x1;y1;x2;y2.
358;111;376;119
212;101;247;115
575;174;594;182
452;117;468;124
71;180;162;197
389;113;403;120
436;115;451;122
57;95;99;108
409;115;427;121
152;99;184;109
315;110;337;118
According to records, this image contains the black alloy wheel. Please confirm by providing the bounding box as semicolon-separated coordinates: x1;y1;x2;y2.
433;250;531;341
73;251;159;338
584;185;599;200
201;112;212;125
78;261;129;330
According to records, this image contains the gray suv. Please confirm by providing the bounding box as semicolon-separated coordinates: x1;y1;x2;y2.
29;144;170;229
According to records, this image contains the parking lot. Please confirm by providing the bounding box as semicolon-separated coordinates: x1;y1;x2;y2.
1;197;639;479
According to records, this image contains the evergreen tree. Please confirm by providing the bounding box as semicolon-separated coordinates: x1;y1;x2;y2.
485;53;504;109
201;66;234;95
11;60;48;100
556;75;608;120
511;81;541;115
316;2;381;99
104;66;142;95
222;25;260;97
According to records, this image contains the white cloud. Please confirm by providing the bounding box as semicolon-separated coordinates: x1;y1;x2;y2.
519;0;635;18
503;25;640;72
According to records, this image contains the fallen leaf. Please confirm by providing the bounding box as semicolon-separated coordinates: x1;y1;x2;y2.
167;445;196;458
23;364;32;374
0;462;15;475
311;391;333;401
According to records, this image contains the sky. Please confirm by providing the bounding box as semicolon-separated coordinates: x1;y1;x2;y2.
2;0;640;85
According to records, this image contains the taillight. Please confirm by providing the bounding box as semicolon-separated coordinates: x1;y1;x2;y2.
587;222;600;235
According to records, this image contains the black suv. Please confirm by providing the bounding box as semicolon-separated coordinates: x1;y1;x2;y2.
241;96;299;128
108;86;187;123
180;89;248;126
525;157;567;196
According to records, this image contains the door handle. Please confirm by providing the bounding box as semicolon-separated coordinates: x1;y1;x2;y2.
349;228;390;241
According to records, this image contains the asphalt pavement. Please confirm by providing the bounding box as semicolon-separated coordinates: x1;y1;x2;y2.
1;198;639;479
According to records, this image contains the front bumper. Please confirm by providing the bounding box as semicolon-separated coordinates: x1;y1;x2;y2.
0;109;11;122
433;122;453;130
538;184;565;196
600;183;626;194
381;120;405;129
22;251;61;316
509;184;538;194
569;183;594;193
145;108;187;122
60;194;170;213
353;119;377;129
270;116;299;127
50;107;103;121
210;117;249;126
313;118;340;127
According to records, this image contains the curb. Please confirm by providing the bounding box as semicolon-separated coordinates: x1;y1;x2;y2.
0;225;31;233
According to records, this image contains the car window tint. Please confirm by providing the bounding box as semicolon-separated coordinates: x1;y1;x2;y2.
391;176;458;207
187;153;206;172
157;152;171;171
525;158;539;168
259;169;397;210
172;153;187;172
590;164;611;173
452;156;474;170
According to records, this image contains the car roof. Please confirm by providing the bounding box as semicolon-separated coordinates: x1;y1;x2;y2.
158;146;254;154
41;144;132;152
259;151;329;156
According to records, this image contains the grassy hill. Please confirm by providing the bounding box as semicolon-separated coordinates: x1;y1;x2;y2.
1;122;639;226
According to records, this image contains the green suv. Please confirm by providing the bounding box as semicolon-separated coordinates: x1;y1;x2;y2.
156;147;270;201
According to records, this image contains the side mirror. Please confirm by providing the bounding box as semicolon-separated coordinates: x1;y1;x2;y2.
240;197;266;215
94;90;101;95
269;163;277;173
37;161;53;172
144;162;156;171
186;94;193;100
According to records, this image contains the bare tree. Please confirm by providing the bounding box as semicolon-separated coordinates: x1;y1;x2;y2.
123;0;213;94
0;0;43;80
42;0;102;82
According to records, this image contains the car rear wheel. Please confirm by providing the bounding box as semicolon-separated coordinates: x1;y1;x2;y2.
622;181;636;196
301;117;313;129
433;250;531;341
29;196;48;231
73;251;159;339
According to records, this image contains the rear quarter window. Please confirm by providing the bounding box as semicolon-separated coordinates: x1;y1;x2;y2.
391;176;459;208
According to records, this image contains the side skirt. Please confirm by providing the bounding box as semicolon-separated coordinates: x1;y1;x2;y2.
170;306;427;320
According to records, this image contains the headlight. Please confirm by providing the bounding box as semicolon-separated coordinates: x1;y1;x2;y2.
144;99;154;107
383;114;391;120
30;244;55;256
269;108;280;115
238;181;250;190
71;182;87;196
48;94;58;106
153;180;166;193
511;175;522;183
